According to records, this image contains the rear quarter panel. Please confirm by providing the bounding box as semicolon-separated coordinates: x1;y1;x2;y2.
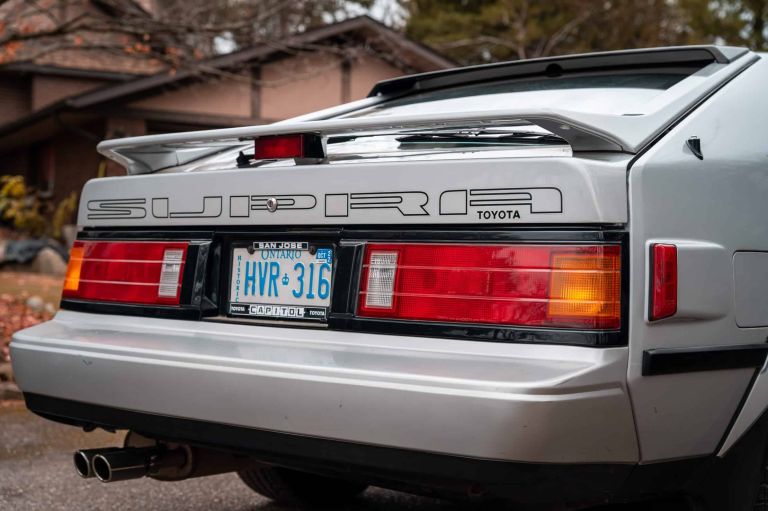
627;55;768;462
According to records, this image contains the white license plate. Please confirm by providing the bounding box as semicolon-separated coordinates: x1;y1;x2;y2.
228;242;333;321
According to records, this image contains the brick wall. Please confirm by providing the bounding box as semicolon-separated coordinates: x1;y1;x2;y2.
48;123;104;203
129;77;253;118
31;76;108;111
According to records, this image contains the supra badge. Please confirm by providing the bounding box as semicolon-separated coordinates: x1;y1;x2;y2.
86;187;563;222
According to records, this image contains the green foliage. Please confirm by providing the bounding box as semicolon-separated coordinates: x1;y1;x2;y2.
0;175;45;236
400;0;768;65
0;175;76;240
680;0;767;49
51;192;77;241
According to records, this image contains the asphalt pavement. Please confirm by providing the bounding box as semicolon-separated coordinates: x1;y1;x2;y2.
0;400;679;511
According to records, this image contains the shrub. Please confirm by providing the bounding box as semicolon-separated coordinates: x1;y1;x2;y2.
0;175;76;241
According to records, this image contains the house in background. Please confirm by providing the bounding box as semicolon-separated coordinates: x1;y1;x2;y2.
0;3;452;203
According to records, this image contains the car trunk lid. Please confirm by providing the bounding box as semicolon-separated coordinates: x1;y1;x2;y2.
79;154;629;228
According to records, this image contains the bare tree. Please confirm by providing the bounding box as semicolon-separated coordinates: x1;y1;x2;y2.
0;0;373;71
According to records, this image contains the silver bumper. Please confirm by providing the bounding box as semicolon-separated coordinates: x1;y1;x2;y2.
11;310;638;463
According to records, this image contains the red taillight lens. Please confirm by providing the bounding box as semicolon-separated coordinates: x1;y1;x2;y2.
62;241;188;306
254;134;305;159
253;133;325;160
358;243;621;329
650;243;677;320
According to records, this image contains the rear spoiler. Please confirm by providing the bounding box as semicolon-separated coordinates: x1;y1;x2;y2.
98;47;758;175
98;108;625;175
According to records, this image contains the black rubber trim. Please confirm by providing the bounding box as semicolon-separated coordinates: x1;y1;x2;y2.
23;393;632;504
76;230;215;240
59;299;203;320
81;224;624;235
331;316;622;346
642;344;768;376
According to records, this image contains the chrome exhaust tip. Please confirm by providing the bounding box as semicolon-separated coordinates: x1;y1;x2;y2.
73;448;120;479
93;447;158;483
78;440;256;483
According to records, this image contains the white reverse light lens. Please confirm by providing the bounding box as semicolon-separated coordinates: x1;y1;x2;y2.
158;249;184;298
364;251;398;308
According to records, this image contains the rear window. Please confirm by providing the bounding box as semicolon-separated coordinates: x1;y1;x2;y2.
353;70;695;118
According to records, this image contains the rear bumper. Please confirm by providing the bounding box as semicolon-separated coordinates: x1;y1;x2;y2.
24;392;637;505
11;310;638;465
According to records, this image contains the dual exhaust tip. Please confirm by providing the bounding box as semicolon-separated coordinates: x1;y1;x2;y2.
74;446;184;483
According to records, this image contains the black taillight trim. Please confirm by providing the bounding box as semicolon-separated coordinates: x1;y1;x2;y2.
60;299;204;320
70;226;628;347
60;232;214;320
334;229;628;347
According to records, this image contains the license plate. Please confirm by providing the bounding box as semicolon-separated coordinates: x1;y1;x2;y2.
228;241;333;321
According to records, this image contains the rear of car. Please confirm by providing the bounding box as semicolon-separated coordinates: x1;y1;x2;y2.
11;46;768;510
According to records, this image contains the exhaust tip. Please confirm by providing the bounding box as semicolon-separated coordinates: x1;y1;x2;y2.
73;451;93;478
93;454;112;482
92;448;154;483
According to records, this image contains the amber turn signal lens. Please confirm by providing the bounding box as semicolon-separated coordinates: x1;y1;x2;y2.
547;248;622;329
63;245;84;292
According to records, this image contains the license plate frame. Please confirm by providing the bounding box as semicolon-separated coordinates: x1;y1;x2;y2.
227;241;334;322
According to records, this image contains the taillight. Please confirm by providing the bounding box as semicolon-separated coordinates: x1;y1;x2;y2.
62;241;189;306
253;133;325;160
358;243;621;329
649;243;677;320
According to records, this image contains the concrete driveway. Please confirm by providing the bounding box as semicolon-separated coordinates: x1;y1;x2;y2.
0;400;681;511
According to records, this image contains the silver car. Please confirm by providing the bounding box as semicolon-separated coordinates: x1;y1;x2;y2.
11;45;768;510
